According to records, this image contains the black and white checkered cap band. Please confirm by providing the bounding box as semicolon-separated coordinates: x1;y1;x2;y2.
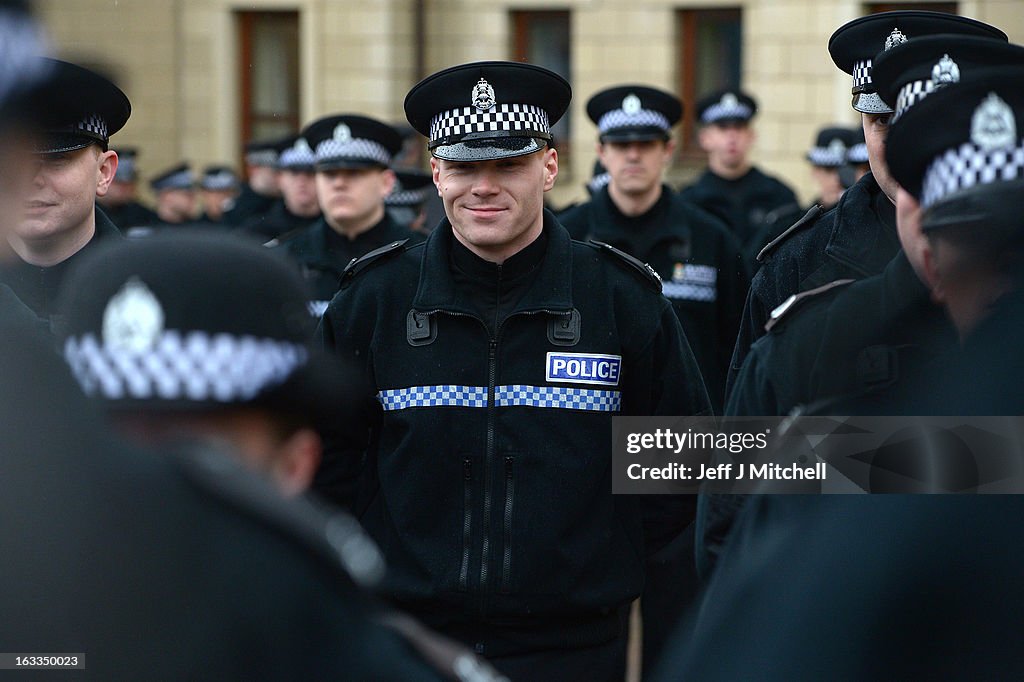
597;109;671;135
75;113;108;140
807;147;847;167
848;143;868;164
588;172;611;194
386;187;432;208
279;144;316;169
921;140;1024;209
245;149;279;166
63;331;309;403
429;104;550;144
0;9;49;106
154;169;194;191
315;137;391;166
701;102;754;124
201;171;237;191
894;79;934;123
853;59;874;93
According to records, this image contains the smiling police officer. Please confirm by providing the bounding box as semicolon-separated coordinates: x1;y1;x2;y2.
315;61;711;681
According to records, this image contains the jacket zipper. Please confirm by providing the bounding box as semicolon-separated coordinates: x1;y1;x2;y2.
458;458;473;591
500;456;515;594
479;337;497;617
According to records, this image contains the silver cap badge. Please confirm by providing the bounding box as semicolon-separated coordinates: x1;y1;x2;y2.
333;123;352;144
932;54;960;86
622;94;642;115
472;78;496;112
971;92;1016;152
721;92;739;108
885;28;908;51
102;277;165;352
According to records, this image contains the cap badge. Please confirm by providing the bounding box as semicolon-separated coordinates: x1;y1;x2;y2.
102;277;165;352
295;138;313;155
622;94;642;115
932;54;960;86
885;28;908;51
827;138;846;155
672;262;685;282
971;92;1016;152
333;123;352;144
721;92;739;108
472;78;496;112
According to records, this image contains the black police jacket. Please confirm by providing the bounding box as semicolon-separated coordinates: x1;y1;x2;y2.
278;214;423;315
221;182;277;226
726;171;900;401
1;206;122;330
678;166;798;249
237;199;320;243
315;211;711;655
727;251;956;417
560;185;749;411
100;199;158;231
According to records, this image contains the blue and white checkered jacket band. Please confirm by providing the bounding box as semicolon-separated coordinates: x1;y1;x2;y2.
429;103;550;143
378;384;622;413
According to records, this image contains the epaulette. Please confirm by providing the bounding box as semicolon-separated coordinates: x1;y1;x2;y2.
340;239;410;286
171;445;385;589
765;278;855;333
589;239;662;293
756;204;824;263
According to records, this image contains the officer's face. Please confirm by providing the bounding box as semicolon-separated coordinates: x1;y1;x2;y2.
158;188;196;222
810;165;843;207
598;139;672;197
280;169;319;217
316;167;394;233
201;189;236;221
895;186;930;285
698;122;754;170
14;145;117;245
431;147;557;264
863;112;898;205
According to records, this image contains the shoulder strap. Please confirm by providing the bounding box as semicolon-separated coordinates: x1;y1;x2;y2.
589;239;662;292
765;278;855;333
756;205;824;263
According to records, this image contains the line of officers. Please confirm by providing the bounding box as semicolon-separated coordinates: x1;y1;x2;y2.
4;2;1024;679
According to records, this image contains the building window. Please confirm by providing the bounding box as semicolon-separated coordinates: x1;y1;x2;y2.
677;8;742;157
237;11;300;146
512;10;572;159
866;3;957;13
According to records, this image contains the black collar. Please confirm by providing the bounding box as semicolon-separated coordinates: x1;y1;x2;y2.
413;210;573;315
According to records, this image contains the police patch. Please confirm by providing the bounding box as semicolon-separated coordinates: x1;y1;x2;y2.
546;352;621;386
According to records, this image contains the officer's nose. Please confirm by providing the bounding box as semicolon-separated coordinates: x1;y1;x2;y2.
471;167;499;196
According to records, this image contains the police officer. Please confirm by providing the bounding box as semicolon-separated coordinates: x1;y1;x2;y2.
315;61;711;681
148;162;197;229
278;114;422;316
886;65;1024;414
0;57;127;329
560;84;748;410
97;147;159;230
239;133;321;243
198;164;240;224
700;30;1020;578
221;136;284;226
679;88;799;254
725;11;1007;401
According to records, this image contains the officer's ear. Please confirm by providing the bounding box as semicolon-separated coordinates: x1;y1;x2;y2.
379;168;396;198
271;427;322;498
429;156;442;196
542;146;558;192
922;237;946;305
95;148;118;197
